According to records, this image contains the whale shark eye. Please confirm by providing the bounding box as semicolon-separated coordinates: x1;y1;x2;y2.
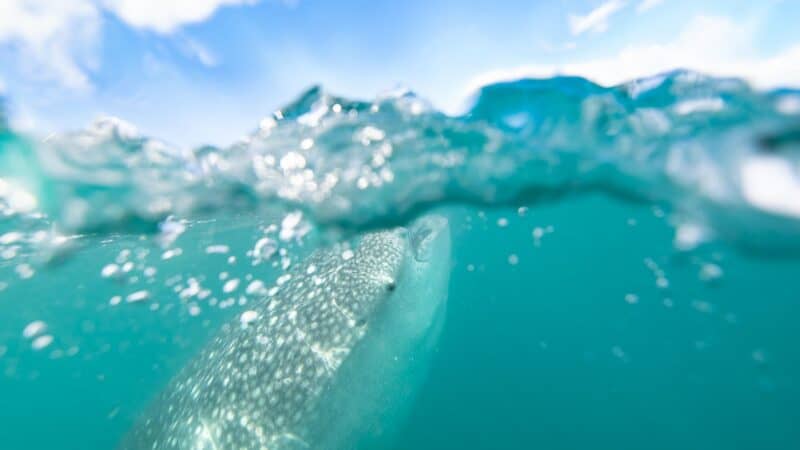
386;281;396;292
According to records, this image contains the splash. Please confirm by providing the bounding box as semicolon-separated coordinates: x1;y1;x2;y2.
1;70;800;254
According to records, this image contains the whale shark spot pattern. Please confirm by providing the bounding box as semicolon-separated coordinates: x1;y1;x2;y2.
119;229;409;450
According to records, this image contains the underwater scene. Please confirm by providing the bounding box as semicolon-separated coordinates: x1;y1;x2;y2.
1;70;800;449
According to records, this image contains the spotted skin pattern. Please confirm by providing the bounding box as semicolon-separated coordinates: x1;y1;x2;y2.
119;221;448;450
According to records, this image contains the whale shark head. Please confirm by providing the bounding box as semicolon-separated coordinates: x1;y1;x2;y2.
341;214;450;332
304;215;451;449
374;215;451;339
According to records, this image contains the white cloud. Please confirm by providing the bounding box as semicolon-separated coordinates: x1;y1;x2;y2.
0;0;263;90
180;37;219;67
636;0;664;13
0;0;100;90
466;15;799;95
568;0;627;36
102;0;258;34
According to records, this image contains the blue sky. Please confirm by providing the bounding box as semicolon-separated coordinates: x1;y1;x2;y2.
1;0;798;146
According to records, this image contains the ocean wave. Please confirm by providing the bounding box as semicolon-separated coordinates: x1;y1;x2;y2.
1;70;799;254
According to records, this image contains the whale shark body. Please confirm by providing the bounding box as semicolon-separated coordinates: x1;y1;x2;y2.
119;216;451;450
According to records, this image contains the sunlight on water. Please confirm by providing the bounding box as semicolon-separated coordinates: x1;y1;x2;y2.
0;71;799;449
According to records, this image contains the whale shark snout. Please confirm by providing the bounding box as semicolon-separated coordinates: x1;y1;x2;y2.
408;215;449;262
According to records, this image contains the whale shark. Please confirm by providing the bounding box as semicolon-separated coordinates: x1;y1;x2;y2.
119;215;451;450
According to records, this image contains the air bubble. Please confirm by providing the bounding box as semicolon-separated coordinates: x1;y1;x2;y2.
31;335;53;351
22;321;47;339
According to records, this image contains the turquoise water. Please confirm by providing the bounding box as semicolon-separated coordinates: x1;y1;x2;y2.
1;71;800;449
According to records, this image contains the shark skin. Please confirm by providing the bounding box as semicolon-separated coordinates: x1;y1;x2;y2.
118;215;451;450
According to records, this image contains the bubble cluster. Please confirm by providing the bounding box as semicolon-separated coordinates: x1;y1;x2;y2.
1;70;798;257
